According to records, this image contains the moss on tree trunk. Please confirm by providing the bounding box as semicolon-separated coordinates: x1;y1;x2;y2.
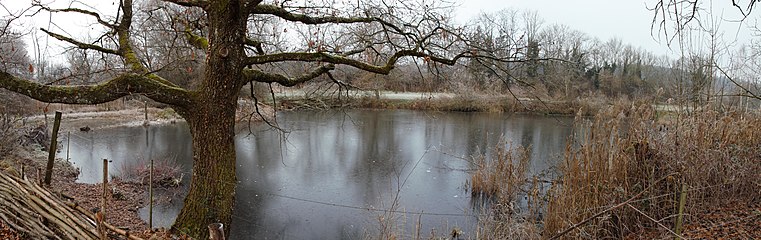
172;101;238;238
171;1;247;238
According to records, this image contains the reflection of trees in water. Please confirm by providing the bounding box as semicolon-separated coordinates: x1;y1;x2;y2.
73;110;573;239
352;110;404;206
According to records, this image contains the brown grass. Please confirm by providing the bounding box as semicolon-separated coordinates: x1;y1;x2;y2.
466;100;761;239
352;95;596;115
469;141;530;201
467;141;544;239
543;103;761;239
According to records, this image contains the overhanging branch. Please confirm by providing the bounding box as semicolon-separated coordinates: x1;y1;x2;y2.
0;72;192;107
244;38;265;55
246;50;468;74
184;28;209;50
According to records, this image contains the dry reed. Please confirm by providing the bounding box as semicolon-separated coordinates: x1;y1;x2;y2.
469;141;530;201
543;103;761;239
468;141;543;239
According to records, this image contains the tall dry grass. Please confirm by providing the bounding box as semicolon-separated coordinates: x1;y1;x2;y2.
543;103;761;239
469;141;530;201
468;141;544;239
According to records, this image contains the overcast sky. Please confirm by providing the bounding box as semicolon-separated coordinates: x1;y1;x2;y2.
454;0;753;58
4;0;755;62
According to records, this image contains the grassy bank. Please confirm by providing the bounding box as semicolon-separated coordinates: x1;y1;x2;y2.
470;102;761;239
277;94;610;116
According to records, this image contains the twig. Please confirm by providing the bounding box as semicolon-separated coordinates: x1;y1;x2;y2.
626;203;684;239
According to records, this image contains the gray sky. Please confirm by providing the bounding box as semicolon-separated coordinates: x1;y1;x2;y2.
4;0;755;62
454;0;753;58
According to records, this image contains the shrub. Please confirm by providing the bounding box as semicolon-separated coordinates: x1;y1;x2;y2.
115;156;184;188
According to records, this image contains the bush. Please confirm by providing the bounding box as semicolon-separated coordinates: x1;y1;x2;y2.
0;115;20;159
115;156;184;188
0;89;35;116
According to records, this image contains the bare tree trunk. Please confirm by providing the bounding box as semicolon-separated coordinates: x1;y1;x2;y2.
172;106;238;238
171;1;246;238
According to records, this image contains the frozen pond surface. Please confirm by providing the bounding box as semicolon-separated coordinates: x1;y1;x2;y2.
62;109;574;239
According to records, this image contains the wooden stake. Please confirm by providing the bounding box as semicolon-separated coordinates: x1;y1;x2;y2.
674;183;687;240
149;158;153;230
100;159;109;240
44;111;62;186
37;167;42;186
66;131;70;162
208;223;225;240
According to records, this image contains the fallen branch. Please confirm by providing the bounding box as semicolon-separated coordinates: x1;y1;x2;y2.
626;203;684;239
65;202;145;240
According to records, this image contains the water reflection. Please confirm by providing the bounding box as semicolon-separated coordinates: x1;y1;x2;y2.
61;110;573;239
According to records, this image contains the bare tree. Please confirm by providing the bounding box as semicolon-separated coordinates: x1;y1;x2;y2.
650;0;760;101
650;0;756;44
0;0;520;238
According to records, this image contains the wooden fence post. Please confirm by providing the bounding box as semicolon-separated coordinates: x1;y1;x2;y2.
66;131;70;162
44;111;62;185
149;158;153;230
674;183;687;240
208;223;225;240
99;159;109;240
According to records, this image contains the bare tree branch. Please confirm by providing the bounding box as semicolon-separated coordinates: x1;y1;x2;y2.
32;4;117;29
716;65;761;100
246;50;470;74
650;0;757;44
184;28;209;50
162;0;209;8
39;28;119;54
243;64;335;86
249;4;375;25
244;38;265;55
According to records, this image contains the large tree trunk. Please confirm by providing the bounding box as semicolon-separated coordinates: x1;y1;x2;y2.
173;102;238;238
172;1;247;238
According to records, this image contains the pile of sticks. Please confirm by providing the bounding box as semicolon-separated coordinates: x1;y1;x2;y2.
0;171;141;240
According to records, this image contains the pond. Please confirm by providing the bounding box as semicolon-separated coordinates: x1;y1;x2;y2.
61;109;574;239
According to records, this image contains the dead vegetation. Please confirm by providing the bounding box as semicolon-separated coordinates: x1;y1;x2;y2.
469;141;530;201
115;156;184;188
0;114;24;161
468;142;543;239
0;171;101;239
543;103;761;239
469;101;761;239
